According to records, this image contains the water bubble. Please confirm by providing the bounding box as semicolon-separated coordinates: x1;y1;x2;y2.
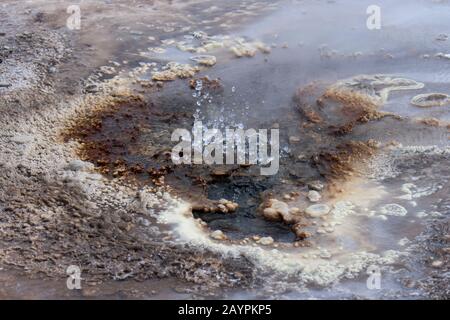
195;80;203;91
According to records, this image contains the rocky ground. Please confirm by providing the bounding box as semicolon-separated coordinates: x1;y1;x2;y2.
0;0;448;299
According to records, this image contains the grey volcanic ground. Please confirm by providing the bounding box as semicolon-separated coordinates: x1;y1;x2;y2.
0;0;449;299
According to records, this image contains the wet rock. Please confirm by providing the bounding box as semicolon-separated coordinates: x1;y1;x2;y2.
218;199;239;213
411;93;450;108
210;230;227;241
152;62;199;81
283;194;292;200
225;202;238;212
418;118;441;127
189;76;222;90
262;199;290;222
230;44;257;58
262;208;279;221
292;223;310;240
270;200;289;215
327;74;424;106
151;71;177;81
297;231;311;240
217;204;227;213
308;181;324;191
252;41;271;54
305;204;331;218
190;55;217;66
307;190;321;202
257;236;274;246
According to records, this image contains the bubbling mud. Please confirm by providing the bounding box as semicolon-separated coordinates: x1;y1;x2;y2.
328;75;425;106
